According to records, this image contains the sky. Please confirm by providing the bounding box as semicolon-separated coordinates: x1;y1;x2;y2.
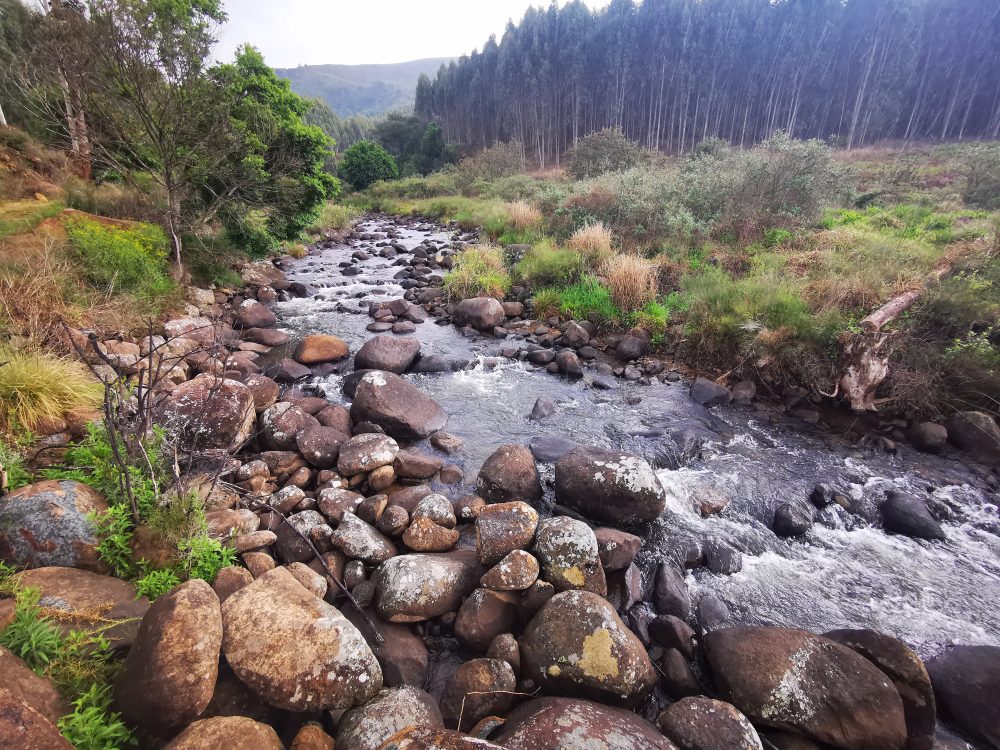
216;0;605;68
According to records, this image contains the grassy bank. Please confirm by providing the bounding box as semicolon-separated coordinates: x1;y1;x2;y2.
356;136;1000;417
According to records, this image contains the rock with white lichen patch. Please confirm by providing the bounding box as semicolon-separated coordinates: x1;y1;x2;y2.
704;627;907;750
221;566;382;711
373;550;481;622
336;685;443;750
657;696;763;750
349;370;447;440
554;446;666;524
533;516;606;595
519;590;657;707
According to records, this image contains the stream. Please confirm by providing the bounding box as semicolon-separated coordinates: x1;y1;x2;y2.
273;217;1000;659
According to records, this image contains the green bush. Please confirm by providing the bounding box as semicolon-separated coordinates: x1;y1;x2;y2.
0;587;63;670
457;141;525;182
960;144;1000;210
566;128;649;179
57;684;135;750
558;277;622;325
308;201;361;232
516;241;585;288
340;140;399;190
443;245;511;300
63;217;173;298
531;288;562;318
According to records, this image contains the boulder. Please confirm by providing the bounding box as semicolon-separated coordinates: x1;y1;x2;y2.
376;727;508;749
0;688;74;750
259;402;320;451
296;426;349;469
336;685;443;750
657;696;763;750
0;646;69;724
475;501;539;566
292;723;335;750
243;373;280;413
520;590;657;706
454;588;519;652
926;645;1000;750
402;517;458;552
496;697;677;750
476;445;542;503
0;480;109;572
411;494;457;528
453;297;505;331
355;335;421;374
221;566;382;710
440;658;516;731
162;716;283;750
294;334;350;364
328;511;397;563
704;627;907;750
825;629;936;750
616;334;648;360
907;422;948;453
343;606;429;688
350;371;447;441
244;327;290;346
338;433;400;476
594;528;643;571
561;322;590;348
115;580;223;733
533;516;607;595
234;300;276;328
773;502;815;537
880;491;945;541
649;615;697;659
480;550;539;591
690;377;733;407
653;562;691;618
945;411;1000;463
554;446;666;524
394;449;444;479
373;550;480;623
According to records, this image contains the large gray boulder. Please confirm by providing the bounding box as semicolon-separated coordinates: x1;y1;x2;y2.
158;376;257;451
354;335;421;374
373;550;480;623
453;297;505;331
946;411;1000;463
926;645;1000;750
554;446;666;524
336;685;443;750
350;370;447;440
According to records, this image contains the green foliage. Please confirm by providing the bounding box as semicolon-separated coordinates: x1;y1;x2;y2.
443;245;511;300
302;98;374;152
371;114;454;176
558;277;622;325
91;505;137;579
57;684;135;750
515;241;584;287
764;228;792;247
457;141;524;182
134;567;181;601
341;140;400;190
0;587;63;670
0;441;31;490
631;300;675;344
531;288;562;318
308;201;361;233
0;346;102;432
566;128;649;179
959;143;1000;210
63;217;174;299
178;535;236;582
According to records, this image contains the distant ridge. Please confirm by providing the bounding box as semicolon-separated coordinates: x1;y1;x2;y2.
276;57;453;118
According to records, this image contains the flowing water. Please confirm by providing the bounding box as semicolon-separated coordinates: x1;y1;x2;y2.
275;218;1000;658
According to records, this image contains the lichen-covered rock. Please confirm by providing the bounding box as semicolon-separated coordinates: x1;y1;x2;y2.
158;376;256;451
114;580;223;733
402;517;459;552
440;658;516;731
234;299;276;328
494;697;677;750
480;550;539;591
657;697;763;750
330;511;398;563
411;494;457;528
259;401;320;451
350;371;447;441
377;727;509;749
296;426;349;469
519;590;657;706
295;334;350;364
163;716;283;750
475;501;539;566
0;481;109;571
338;433;400;476
476;445;542;503
373;550;480;623
594;527;643;571
221;566;382;711
453;297;505;331
704;627;907;750
337;685;443;750
533;516;607;595
554;446;666;524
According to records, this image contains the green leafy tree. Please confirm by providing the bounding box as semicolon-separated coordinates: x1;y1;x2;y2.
340;139;399;189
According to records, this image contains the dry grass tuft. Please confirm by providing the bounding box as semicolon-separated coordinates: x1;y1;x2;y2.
443;244;512;300
602;253;657;313
567;221;614;266
505;201;542;231
0;346;102;431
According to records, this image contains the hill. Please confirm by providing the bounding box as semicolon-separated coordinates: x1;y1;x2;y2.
276;58;452;118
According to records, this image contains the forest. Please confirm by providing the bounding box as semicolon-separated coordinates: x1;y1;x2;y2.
416;0;1000;166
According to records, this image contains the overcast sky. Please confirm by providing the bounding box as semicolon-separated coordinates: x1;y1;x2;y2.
216;0;605;68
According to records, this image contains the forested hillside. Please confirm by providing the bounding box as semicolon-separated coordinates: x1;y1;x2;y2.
278;57;452;117
416;0;1000;165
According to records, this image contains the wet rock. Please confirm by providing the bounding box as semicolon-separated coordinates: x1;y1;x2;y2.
654;562;691;619
476;501;540;566
269;357;312;382
704;626;907;750
649;615;697;659
945;411;1000;463
0;480;109;571
221;566;382;711
696;595;731;633
162;716;283;750
394;449;444;479
0;688;74;750
926;645;1000;750
487;632;521;674
343;606;429;688
243;373;280;413
616;334;648;360
825;629;936;750
244;327;290;346
115;580;222;732
402;517;459;552
295;426;348;469
594;527;643;571
259;402;320;451
880;491;945;541
704;539;742;575
158;376;257;451
431;431;464;454
658;696;763;750
453;297;505;331
329;511;397;563
234;299;277;328
907;422;948;453
555;350;583;377
773;502;815;537
732;379;757;404
0;646;69;724
529;434;580;462
480;549;539;591
350;370;448;440
476;444;542;503
412;494;457;528
373;550;480;622
554;446;666;524
690;377;733;407
534;516;607;595
441;658;516;731
529;396;557;421
520;590;657;706
338;432;399;476
661;648;702;699
355;335;421;374
455;588;519;652
337;685;443;750
294;334;350;364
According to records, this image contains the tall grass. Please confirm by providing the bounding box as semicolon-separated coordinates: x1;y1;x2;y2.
505;201;542;231
602;254;657;312
308;201;361;233
0;347;102;431
558;277;622;325
443;244;511;300
516;240;584;287
567;221;614;266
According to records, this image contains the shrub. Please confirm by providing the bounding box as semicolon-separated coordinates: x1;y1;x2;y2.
960;144;1000;210
566;128;649;179
0;587;63;670
308;201;360;232
57;684;135;750
443;245;511;300
457;141;525;182
134;568;181;601
531;288;562;319
567;221;614;266
602;254;657;313
477;174;544;201
340;140;399;190
63;216;173;298
558;277;622;324
505;201;542;231
516;241;584;288
0;347;102;432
